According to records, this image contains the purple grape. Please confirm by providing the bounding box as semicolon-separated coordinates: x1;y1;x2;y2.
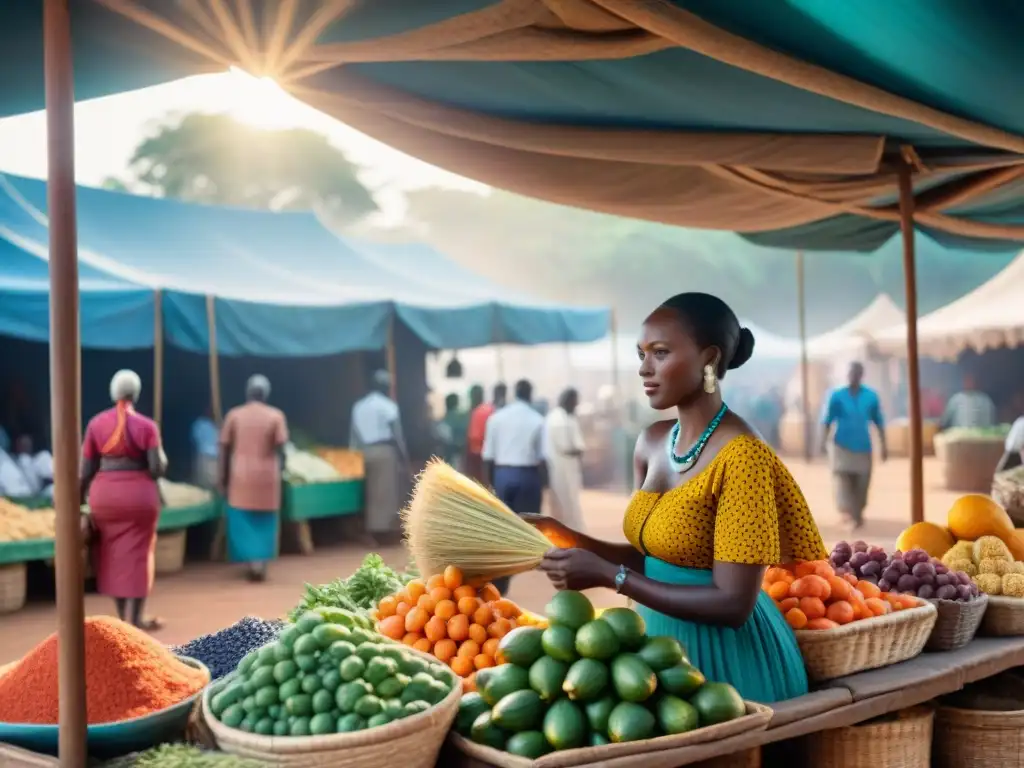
957;571;973;586
912;562;936;579
830;552;851;568
878;579;892;592
860;561;882;578
897;574;920;592
934;564;949;575
849;552;870;570
970;582;980;597
837;564;853;575
891;559;909;576
917;584;935;599
957;584;974;601
853;541;868;553
833;541;853;555
881;567;900;583
935;573;951;587
935;584;958;600
869;547;888;562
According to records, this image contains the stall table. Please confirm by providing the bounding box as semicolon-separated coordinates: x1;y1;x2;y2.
281;479;364;555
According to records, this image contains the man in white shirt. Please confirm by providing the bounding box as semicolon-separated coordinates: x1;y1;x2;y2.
350;370;408;541
482;378;546;594
14;435;54;498
0;447;33;497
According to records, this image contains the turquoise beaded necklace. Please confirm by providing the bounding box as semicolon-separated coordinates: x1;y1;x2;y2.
667;403;728;473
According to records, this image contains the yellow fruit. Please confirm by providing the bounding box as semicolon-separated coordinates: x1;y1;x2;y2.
947;494;1014;545
975;573;1003;595
973;536;1013;564
896;522;955;559
942;541;975;565
1002;573;1024;598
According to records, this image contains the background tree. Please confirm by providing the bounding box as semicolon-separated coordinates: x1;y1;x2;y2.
109;113;377;221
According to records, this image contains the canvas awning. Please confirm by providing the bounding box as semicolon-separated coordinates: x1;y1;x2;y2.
805;294;904;357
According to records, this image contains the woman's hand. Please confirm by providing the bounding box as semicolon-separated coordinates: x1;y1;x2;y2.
521;514;579;548
538;547;616;592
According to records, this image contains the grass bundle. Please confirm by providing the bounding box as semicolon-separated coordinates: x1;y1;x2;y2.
402;458;553;582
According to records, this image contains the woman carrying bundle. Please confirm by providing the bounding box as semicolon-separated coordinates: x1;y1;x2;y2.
81;369;166;631
532;293;828;703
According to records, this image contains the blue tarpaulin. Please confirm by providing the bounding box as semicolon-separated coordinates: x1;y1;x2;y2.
0;173;609;355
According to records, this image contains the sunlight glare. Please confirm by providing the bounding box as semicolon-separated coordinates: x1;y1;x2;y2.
222;67;308;130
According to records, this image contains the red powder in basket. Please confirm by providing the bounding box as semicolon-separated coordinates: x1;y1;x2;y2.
0;615;208;725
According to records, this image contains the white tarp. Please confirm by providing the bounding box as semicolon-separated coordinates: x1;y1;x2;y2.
805;294;905;358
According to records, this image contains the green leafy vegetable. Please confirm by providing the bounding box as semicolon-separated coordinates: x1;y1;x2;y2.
288;554;419;621
99;743;264;767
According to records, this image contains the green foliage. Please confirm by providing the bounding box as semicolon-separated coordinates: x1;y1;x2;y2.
111;113;377;220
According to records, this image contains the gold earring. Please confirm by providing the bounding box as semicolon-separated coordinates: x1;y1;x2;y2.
703;364;717;394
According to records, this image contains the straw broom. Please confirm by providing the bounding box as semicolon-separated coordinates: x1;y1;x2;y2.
402;458;553;582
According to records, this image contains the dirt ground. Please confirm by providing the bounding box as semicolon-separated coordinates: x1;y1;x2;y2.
0;456;963;663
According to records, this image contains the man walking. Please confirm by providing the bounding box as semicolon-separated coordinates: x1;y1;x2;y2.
465;382;506;484
940;373;997;431
821;362;887;530
482;379;546;595
350;370;408;543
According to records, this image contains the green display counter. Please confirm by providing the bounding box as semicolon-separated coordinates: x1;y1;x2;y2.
0;537;54;566
282;479;364;522
157;499;222;531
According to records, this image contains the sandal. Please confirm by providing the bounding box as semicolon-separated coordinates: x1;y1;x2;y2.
138;617;164;632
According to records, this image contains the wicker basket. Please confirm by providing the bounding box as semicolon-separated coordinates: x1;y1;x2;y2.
795;601;937;682
933;704;1024;767
0;563;27;615
979;595;1024;636
691;748;761;768
202;651;461;767
154;529;187;575
934;434;1006;492
805;705;933;768
0;742;60;767
925;595;989;651
993;467;1024;527
448;701;772;768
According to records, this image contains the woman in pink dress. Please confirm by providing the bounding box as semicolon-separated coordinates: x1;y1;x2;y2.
80;369;166;630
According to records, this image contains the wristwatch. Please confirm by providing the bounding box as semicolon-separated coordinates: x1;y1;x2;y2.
614;565;630;593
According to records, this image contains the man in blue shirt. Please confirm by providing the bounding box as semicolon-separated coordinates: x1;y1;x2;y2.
821;362;887;529
191;407;220;490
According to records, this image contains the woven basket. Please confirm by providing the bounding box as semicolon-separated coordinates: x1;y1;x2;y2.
202;650;461;767
154;530;187;575
795;601;937;682
691;747;761;768
448;701;772;768
0;742;60;767
805;705;933;768
933;704;1024;767
0;563;27;615
934;434;1006;492
979;595;1024;636
993;468;1024;526
925;595;989;651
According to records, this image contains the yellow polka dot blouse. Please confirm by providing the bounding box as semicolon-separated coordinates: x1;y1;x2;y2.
623;435;827;569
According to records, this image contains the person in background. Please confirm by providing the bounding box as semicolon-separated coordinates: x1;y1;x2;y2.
534;398;550;418
440;393;469;469
349;370;408;543
544;387;585;531
821;362;887;530
81;369;166;630
219;375;289;582
483;378;546;595
14;435;53;498
940;373;997;431
997;392;1024;472
750;387;784;450
190;406;220;491
0;445;33;497
465;382;505;484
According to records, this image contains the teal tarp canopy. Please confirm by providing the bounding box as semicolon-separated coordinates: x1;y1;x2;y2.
2;2;1024;251
0;173;609;354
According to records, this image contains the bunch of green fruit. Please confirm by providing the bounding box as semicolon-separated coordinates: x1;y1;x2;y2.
455;591;745;758
208;607;456;737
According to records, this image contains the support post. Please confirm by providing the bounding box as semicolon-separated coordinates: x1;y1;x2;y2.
206;295;223;424
44;0;87;764
153;289;164;427
898;160;925;524
386;313;398;401
494;345;506;383
796;251;812;462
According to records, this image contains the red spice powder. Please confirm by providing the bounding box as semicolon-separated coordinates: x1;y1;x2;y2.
0;615;208;725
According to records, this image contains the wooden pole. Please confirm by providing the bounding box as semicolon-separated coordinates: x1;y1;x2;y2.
386;313;398;401
796;251;812;462
898;160;925;524
44;0;87;763
495;345;506;383
153;289;164;427
206;295;223;424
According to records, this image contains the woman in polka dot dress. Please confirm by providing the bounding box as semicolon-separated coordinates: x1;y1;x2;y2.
532;293;827;703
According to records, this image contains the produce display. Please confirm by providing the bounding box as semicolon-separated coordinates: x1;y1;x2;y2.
206;607;457;737
940;425;1012;440
172;617;285;681
158;479;213;508
0;497;55;542
373;567;542;686
100;744;264;767
290;553;418;620
943;536;1024;597
764;557;920;631
0;616;208;724
284;444;343;484
455;589;746;757
943;493;1024;560
829;542;982;601
314;447;365;479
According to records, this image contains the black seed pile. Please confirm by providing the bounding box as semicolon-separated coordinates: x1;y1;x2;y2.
172;616;285;680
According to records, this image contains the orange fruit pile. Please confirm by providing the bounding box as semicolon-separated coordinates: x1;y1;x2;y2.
763;560;920;631
375;565;522;679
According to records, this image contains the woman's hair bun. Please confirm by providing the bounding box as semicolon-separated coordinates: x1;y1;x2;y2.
728;327;755;370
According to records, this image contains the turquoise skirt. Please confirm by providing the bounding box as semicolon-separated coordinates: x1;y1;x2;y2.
226;506;279;564
637;558;808;704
